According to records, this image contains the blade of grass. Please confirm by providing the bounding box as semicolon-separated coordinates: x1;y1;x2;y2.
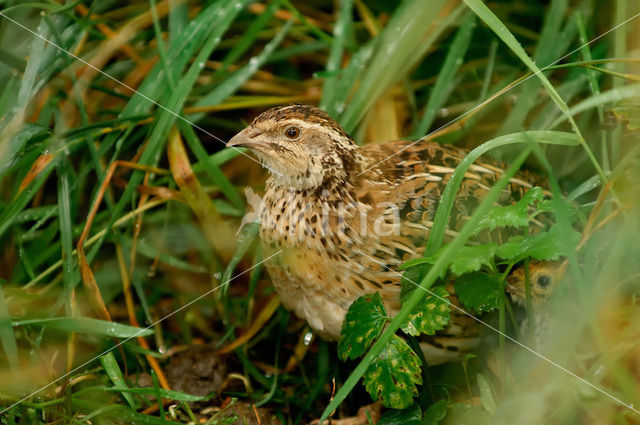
13;317;154;338
496;0;572;136
411;11;476;137
280;0;333;44
463;0;607;184
548;82;640;129
87;0;250;264
0;280;19;369
319;0;353;114
189;18;294;121
340;0;464;133
320;145;535;422
80;385;209;402
178;121;243;210
0;15;48;173
0;158;56;238
220;0;282;72
99;352;138;409
576;11;608;172
56;156;75;317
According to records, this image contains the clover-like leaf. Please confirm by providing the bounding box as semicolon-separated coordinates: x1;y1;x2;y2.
363;334;422;409
454;272;501;314
401;286;451;336
496;224;580;261
473;187;544;234
338;293;387;360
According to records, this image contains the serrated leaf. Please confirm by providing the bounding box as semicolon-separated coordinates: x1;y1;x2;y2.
379;401;422;425
473;187;544;233
450;243;497;275
454;272;501;314
496;224;580;261
423;400;448;425
420;244;496;276
401;286;451;336
338;293;387;360
363;334;422;409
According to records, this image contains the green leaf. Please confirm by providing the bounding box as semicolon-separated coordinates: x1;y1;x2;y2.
423;400;448;425
473;187;544;233
379;401;422;425
476;373;497;415
450;244;496;275
496;224;581;261
400;286;451;336
363;334;422;409
441;403;490;425
338;293;387;360
454;272;501;314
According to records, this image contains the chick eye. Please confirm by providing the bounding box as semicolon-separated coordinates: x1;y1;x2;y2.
536;274;552;289
284;126;301;140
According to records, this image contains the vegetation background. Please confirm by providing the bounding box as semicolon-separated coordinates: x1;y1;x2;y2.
0;0;638;423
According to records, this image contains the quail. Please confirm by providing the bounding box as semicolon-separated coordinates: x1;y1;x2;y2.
228;104;553;363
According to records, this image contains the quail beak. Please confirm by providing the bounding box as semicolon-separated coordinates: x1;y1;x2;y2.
227;128;264;150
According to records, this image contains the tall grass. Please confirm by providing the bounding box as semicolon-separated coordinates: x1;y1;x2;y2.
0;1;638;424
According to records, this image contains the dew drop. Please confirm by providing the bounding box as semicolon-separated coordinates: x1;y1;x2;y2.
304;331;313;346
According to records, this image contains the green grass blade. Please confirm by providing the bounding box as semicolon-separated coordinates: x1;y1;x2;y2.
56;157;75;316
99;352;138;409
463;0;607;184
411;12;476;137
496;0;572;136
320;0;353;114
189;18;294;121
340;0;465;134
0;281;19;369
548;82;640;129
86;0;250;263
178;121;244;210
13;317;154;338
219;0;282;71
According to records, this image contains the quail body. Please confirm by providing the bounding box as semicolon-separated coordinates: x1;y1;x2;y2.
228;104;550;362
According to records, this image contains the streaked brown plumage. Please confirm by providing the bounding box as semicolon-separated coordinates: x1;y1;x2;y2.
228;104;552;363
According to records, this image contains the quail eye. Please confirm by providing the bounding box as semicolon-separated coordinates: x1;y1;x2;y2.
284;126;301;140
536;274;552;289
